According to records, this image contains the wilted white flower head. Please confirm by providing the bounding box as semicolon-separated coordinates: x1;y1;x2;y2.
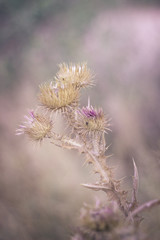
55;63;94;88
39;81;79;112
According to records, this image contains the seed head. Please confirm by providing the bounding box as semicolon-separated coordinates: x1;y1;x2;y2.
74;106;109;137
55;63;94;88
16;111;52;141
39;82;79;112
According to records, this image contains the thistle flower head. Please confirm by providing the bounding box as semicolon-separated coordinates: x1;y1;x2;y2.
80;202;119;232
39;82;79;112
16;111;52;141
74;105;109;137
55;63;94;88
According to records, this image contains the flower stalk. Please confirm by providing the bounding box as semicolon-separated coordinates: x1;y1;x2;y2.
16;62;160;240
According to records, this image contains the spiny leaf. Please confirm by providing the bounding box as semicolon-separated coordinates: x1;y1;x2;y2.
81;183;112;192
133;158;139;194
130;158;139;210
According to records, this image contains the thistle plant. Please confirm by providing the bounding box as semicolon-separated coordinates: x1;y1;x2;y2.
17;62;160;240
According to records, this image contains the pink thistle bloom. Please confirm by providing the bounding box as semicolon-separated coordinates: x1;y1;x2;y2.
16;111;35;136
80;106;103;119
79;201;119;232
74;105;110;137
16;111;53;141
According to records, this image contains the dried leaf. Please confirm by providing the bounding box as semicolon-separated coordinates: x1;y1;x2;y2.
81;183;111;192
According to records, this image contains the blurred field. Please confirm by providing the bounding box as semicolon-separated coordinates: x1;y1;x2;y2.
0;0;160;239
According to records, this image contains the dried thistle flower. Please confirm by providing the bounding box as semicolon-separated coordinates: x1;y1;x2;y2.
80;201;119;232
16;111;52;141
16;62;160;240
74;105;110;138
55;63;94;88
71;201;122;240
39;82;79;112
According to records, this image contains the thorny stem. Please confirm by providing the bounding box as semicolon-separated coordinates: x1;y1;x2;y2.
101;132;106;154
50;132;129;217
131;199;160;218
85;149;109;183
110;181;128;217
86;148;128;217
17;63;160;240
92;133;100;156
50;133;82;149
50;133;160;223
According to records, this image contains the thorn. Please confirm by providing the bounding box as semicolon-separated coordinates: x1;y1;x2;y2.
132;158;139;194
129;158;139;210
117;176;128;183
51;141;62;148
81;183;111;192
105;144;112;151
88;96;90;108
106;154;113;159
82;160;88;167
81;183;101;191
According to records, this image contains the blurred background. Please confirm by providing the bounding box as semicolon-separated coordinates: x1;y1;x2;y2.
1;0;160;239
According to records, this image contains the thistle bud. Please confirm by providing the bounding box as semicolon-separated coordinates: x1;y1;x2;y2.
39;82;79;112
55;63;94;89
16;111;52;141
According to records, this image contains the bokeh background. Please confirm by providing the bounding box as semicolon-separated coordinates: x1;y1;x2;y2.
1;0;160;239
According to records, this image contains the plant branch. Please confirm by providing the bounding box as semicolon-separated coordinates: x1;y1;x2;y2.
85;149;109;183
131;199;160;218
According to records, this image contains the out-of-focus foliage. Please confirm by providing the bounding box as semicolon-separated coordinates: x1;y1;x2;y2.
1;0;160;240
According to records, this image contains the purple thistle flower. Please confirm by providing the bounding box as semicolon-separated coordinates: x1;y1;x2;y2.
74;105;109;138
16;111;53;141
80;106;103;119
